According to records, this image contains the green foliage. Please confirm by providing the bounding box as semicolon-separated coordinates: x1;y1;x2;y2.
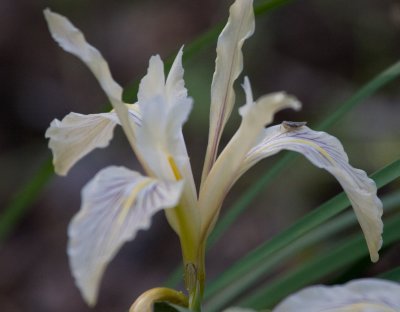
154;302;192;312
203;161;400;310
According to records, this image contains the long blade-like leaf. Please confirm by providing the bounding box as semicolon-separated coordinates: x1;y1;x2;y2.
204;192;400;311
204;158;400;310
379;266;400;282
239;212;400;309
0;158;53;242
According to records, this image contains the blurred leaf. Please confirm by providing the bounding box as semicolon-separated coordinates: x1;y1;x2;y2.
379;266;400;282
154;302;192;312
203;158;400;311
239;212;400;309
0;158;53;242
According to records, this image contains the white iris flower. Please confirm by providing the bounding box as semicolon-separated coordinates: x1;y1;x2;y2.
44;0;383;308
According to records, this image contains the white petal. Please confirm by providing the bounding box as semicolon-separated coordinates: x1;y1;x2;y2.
137;55;165;104
44;9;137;157
242;123;383;262
199;83;300;236
135;52;195;196
136;94;192;181
135;52;200;252
273;279;400;312
44;8;122;101
202;0;255;181
68;166;183;305
45;105;142;176
135;51;193;180
45;112;117;175
166;46;188;102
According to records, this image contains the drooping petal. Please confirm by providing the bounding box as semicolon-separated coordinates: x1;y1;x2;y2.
45;112;118;175
44;9;137;160
202;0;255;182
199;79;300;236
68;166;183;306
240;123;383;262
45;105;142;176
273;279;400;312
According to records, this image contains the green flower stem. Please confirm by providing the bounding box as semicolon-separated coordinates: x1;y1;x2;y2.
185;242;206;311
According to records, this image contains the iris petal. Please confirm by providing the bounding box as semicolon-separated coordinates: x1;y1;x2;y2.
200;78;300;236
202;0;255;181
45;105;141;176
273;278;400;311
68;166;183;305
45;112;117;175
44;8;137;157
241;123;383;262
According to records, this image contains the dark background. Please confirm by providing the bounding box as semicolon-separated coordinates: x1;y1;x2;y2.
1;0;400;311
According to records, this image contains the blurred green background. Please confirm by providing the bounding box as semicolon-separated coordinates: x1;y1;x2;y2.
1;0;400;311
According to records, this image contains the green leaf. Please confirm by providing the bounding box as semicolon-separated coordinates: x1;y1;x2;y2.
379;266;400;282
203;159;400;311
0;158;53;242
240;212;400;309
154;302;192;312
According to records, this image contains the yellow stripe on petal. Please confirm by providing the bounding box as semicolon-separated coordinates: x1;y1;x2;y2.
118;179;153;225
168;156;183;181
285;139;335;164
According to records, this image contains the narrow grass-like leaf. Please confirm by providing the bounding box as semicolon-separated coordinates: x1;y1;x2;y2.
204;191;400;311
0;158;53;242
154;302;192;312
164;265;184;289
204;158;400;310
239;212;400;309
379;266;400;282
